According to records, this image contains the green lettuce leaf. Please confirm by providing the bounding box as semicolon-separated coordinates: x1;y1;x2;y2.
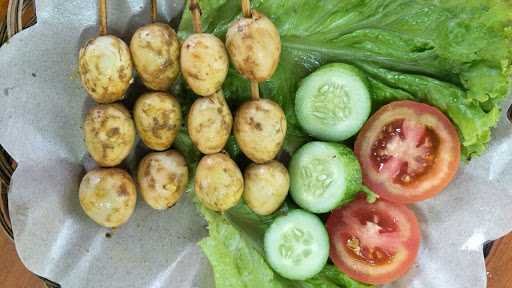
302;265;373;288
179;0;512;158
198;205;287;288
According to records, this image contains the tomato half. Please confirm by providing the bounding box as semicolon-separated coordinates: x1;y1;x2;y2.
354;100;460;204
326;198;420;285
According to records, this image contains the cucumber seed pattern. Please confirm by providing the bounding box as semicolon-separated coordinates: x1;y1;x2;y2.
278;227;314;265
312;83;350;124
301;158;334;197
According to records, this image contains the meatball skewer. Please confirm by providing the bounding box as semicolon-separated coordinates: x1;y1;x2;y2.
228;0;290;215
228;0;287;164
181;0;229;96
130;0;180;91
185;0;233;155
132;2;188;211
79;0;134;104
187;0;243;212
79;1;137;228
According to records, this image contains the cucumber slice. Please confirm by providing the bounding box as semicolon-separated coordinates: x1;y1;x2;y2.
264;209;329;280
295;63;371;141
289;142;361;213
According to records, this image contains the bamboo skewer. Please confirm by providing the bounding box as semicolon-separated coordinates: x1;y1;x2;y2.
190;0;202;33
250;81;260;100
98;0;107;35
242;0;259;100
151;0;158;23
241;0;251;18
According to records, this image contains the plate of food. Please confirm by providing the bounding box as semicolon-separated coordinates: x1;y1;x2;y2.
0;0;512;287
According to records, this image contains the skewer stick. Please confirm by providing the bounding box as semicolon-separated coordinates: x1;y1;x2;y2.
98;0;108;36
190;0;202;33
243;0;258;99
241;0;252;18
151;0;158;23
250;81;260;100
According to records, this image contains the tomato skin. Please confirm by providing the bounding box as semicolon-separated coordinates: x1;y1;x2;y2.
355;100;461;204
327;198;421;285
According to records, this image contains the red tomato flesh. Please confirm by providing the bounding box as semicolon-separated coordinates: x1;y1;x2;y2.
327;198;421;285
371;119;439;185
355;101;460;203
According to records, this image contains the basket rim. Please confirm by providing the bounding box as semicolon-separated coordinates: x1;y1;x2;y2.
0;148;14;241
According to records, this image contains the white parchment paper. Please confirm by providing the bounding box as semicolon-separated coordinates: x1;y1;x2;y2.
0;1;511;287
